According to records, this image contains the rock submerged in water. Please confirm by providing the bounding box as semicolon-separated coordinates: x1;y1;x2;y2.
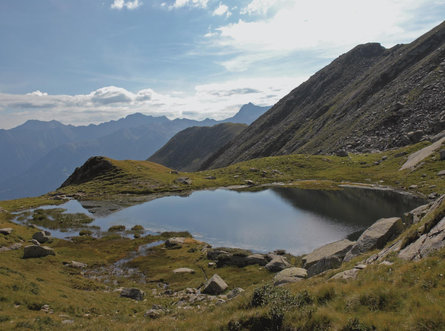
23;245;55;259
201;274;228;295
344;217;403;262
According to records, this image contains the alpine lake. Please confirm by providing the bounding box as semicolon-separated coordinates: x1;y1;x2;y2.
16;186;425;255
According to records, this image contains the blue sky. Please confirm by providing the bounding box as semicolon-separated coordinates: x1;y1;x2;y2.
0;0;444;128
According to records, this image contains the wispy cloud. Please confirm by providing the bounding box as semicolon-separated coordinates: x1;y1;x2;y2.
169;0;208;10
111;0;142;10
206;0;443;72
213;3;231;17
0;77;306;129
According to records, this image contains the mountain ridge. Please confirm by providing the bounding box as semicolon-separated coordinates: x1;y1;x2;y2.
202;21;445;169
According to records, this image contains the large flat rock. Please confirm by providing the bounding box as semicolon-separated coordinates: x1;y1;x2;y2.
400;137;445;170
344;217;403;262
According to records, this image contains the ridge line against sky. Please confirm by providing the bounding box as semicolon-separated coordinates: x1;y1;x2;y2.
0;0;444;129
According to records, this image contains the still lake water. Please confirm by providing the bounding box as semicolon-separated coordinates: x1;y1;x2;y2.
56;187;424;255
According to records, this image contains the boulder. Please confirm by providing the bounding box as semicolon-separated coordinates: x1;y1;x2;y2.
63;261;87;268
274;267;307;286
245;254;268;266
402;203;431;226
32;231;51;244
165;237;186;248
201;274;228;295
174;177;192;185
344;217;404;262
398;217;445;261
303;239;355;276
227;287;245;299
438;170;445;176
0;228;13;235
23;245;55;259
120;288;145;301
265;254;291;272
173;268;195;274
145;305;169;319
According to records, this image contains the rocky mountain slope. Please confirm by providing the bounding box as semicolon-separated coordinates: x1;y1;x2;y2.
148;123;247;171
0;103;267;200
202;21;445;169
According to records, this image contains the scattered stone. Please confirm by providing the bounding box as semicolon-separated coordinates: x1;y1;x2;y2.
303;239;355;276
41;304;54;314
273;249;286;255
409;185;418;189
23;245;55;259
330;268;360;280
438;170;445;176
440;150;445;161
227;288;245;299
174;177;192;185
380;261;393;266
173;268;195;274
30;239;41;246
170;170;178;174
354;264;367;270
204;176;216;180
120;288;145;301
208;262;215;267
201;274;228;295
245;180;255;186
274;267;307;286
265;254;291;272
381;155;388;161
0;228;13;235
429;193;439;199
245;254;268;266
336;150;348;157
32;231;51;244
63;261;87;268
344;217;404;262
165;237;186;248
145;305;169;319
0;243;22;253
62;320;74;325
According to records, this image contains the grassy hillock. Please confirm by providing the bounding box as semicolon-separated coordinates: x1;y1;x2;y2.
50;141;444;202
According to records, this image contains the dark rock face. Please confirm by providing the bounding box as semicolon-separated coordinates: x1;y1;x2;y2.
23;245;55;259
120;288;145;301
203;22;445;169
60;156;115;187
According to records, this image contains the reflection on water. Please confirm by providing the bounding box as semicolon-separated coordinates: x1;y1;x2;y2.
85;187;424;255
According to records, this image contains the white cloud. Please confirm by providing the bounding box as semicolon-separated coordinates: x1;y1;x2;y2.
169;0;208;9
213;3;231;17
0;77;306;128
26;90;48;96
241;0;279;15
208;0;441;71
111;0;142;10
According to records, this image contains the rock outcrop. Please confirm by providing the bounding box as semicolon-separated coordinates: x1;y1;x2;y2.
60;156;116;187
32;231;51;244
344;217;403;262
265;254;291;272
